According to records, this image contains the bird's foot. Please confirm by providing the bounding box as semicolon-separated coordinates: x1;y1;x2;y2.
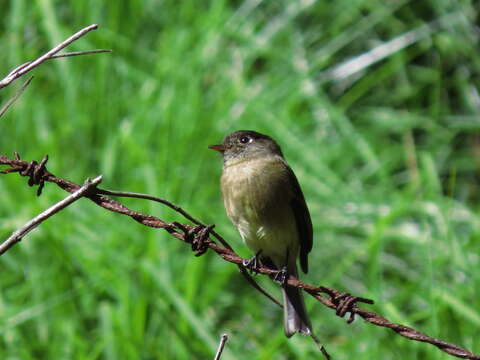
242;250;262;274
272;266;288;285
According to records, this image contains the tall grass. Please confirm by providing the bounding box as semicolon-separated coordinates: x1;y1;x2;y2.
1;0;479;359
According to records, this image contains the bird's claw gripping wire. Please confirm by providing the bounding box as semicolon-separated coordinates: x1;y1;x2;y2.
272;266;289;285
242;250;263;274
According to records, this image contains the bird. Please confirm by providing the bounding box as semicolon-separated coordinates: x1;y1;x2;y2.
209;130;313;337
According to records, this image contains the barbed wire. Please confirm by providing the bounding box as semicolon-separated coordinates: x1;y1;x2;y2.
1;154;479;359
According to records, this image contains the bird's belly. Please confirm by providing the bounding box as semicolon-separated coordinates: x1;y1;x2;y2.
221;160;298;267
237;218;295;266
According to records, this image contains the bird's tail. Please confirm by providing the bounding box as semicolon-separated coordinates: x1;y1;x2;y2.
282;266;311;337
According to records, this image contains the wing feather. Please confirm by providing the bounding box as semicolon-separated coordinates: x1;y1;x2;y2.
284;162;313;274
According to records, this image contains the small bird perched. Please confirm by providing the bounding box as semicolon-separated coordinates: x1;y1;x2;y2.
209;130;313;337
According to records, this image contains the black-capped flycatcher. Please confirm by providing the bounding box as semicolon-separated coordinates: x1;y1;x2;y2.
209;130;313;337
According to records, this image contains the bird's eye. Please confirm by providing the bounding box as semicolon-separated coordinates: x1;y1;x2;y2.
239;136;251;144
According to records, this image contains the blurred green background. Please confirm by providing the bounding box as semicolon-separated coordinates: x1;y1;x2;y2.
1;0;479;359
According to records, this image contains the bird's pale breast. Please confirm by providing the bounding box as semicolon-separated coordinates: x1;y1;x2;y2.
221;156;299;267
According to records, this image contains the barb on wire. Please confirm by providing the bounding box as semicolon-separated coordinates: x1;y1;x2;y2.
0;24;111;90
1;153;479;360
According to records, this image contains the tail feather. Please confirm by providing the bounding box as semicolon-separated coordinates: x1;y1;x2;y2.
282;283;311;337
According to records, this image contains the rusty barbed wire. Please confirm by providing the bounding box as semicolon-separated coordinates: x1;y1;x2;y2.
1;153;479;360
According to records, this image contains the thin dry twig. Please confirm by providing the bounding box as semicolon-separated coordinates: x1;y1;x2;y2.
0;175;102;255
0;76;34;117
310;333;331;360
47;49;112;59
1;154;479;360
213;334;229;360
0;24;109;89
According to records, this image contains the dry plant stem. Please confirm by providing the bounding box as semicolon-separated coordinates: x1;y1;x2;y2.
0;175;102;255
310;333;331;360
0;76;34;117
213;334;228;360
0;24;103;89
47;49;112;59
1;154;479;360
320;343;331;360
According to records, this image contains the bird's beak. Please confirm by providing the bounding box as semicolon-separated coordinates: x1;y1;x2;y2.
208;144;226;153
